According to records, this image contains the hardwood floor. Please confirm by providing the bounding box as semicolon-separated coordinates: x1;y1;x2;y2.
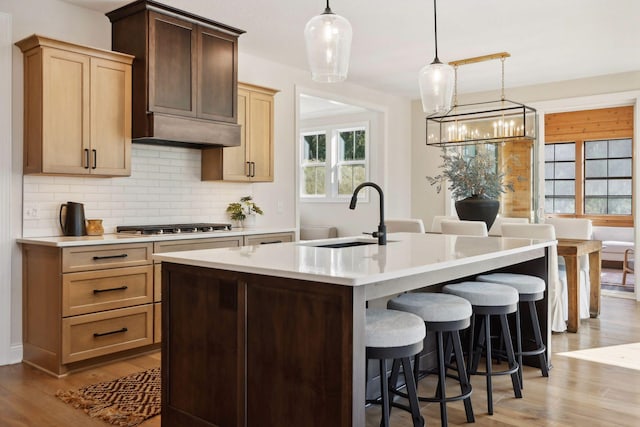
0;295;638;426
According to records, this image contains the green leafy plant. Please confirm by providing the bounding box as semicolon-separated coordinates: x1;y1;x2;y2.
226;196;264;221
426;148;515;200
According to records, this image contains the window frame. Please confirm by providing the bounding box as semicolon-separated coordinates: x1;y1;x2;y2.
545;138;634;227
543;106;634;227
300;130;328;199
299;121;370;203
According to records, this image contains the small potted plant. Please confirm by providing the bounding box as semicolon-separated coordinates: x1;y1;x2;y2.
226;196;264;228
426;147;515;229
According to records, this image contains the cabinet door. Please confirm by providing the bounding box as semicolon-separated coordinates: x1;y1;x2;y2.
197;25;237;123
90;57;131;176
42;48;90;174
247;91;274;181
148;11;196;117
222;87;250;181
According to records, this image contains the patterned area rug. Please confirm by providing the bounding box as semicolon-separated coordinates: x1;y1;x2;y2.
56;367;160;427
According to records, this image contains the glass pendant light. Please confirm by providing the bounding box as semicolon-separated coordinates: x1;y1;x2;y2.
304;1;352;83
419;0;454;114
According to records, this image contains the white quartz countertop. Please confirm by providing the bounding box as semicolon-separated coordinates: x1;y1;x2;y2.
154;233;556;288
16;227;296;247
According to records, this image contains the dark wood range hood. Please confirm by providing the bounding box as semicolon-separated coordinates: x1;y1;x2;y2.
107;0;245;148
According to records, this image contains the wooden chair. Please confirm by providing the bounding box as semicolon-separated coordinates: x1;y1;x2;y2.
622;248;634;286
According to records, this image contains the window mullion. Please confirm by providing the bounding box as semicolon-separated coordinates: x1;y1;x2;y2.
575;140;584;216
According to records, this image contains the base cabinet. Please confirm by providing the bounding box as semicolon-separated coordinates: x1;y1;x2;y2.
22;243;154;376
161;264;356;427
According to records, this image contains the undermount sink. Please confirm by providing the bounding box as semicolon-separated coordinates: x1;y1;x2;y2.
300;239;396;249
313;241;377;249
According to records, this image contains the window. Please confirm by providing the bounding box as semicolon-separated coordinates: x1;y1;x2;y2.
301;132;326;196
544;106;634;226
300;123;369;201
584;139;632;215
337;128;366;195
545;143;576;214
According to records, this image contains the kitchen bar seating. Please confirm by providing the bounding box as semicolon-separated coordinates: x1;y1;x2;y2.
476;223;557;385
443;282;522;415
366;308;426;427
388;293;475;426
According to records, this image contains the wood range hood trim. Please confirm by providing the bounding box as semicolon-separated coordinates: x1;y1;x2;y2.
107;0;245;149
133;113;242;148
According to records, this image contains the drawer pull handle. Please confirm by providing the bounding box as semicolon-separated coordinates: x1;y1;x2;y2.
93;327;128;338
93;285;128;294
93;254;128;261
259;240;282;245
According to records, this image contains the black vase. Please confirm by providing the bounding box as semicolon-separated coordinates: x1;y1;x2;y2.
454;195;500;231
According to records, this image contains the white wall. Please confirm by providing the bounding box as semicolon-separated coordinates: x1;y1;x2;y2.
0;12;18;365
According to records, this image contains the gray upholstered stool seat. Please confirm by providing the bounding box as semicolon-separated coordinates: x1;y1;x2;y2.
366;309;425;427
388;293;474;426
443;281;519;309
388;292;472;325
476;273;549;387
443;281;522;415
366;308;426;348
476;273;545;296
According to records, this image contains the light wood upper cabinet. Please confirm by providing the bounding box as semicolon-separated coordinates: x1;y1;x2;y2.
202;82;278;181
16;35;133;176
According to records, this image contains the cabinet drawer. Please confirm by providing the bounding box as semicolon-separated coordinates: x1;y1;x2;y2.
153;236;242;258
62;305;153;364
63;265;153;317
63;243;153;273
243;232;294;246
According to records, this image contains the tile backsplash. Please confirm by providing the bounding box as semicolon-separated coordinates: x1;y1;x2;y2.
22;144;252;237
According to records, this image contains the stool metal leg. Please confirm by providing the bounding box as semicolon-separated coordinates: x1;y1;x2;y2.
529;300;549;377
515;306;524;389
499;314;523;398
401;357;424;427
435;331;448;427
483;314;494;415
452;330;475;423
380;358;390;427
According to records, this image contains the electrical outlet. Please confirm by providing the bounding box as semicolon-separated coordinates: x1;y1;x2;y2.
25;207;38;219
276;201;284;214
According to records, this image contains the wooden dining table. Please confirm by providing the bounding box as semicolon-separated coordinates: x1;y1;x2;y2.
557;238;603;333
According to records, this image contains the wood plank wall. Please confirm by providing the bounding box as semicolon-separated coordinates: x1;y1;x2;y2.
499;139;533;219
545;106;633;142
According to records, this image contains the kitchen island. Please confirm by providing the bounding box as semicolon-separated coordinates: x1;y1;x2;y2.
154;232;554;427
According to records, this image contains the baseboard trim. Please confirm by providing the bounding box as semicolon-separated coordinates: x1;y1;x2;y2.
0;344;23;366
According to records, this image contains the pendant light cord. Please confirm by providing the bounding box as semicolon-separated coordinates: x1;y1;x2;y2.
432;0;441;63
324;0;332;14
500;57;506;101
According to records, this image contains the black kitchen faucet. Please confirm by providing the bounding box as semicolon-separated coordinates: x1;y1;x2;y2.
349;182;386;245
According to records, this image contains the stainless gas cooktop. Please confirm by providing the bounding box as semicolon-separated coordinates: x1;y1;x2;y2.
116;223;232;235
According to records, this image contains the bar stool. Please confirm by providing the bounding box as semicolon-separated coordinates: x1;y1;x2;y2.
476;272;549;387
366;308;426;427
443;282;522;415
387;293;475;426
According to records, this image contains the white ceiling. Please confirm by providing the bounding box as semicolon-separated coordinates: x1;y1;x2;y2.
65;0;640;100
